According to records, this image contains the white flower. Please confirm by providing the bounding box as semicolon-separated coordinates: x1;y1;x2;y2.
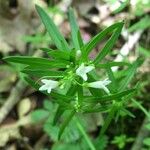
76;63;95;81
39;79;59;93
88;78;111;94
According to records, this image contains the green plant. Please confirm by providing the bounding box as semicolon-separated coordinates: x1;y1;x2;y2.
111;134;134;149
3;5;142;149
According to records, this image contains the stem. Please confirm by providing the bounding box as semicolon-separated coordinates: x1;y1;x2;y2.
131;99;150;118
75;117;96;150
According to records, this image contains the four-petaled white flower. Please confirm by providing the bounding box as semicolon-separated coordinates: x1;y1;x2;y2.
76;63;95;81
39;79;59;93
88;78;111;94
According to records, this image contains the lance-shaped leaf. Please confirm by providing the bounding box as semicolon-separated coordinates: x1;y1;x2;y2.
118;57;144;91
53;85;77;125
22;69;64;78
83;89;136;103
58;110;76;139
68;8;83;50
96;61;130;68
93;22;123;65
99;103;118;137
35;5;70;51
3;56;69;69
82;22;123;60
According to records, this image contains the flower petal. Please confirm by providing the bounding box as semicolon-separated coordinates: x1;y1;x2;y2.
84;66;95;73
76;63;95;81
41;79;49;84
47;87;52;93
87;78;111;94
82;74;88;81
39;79;59;94
39;85;48;91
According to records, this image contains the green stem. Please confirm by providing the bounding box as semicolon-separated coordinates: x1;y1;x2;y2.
131;99;150;118
75;117;96;150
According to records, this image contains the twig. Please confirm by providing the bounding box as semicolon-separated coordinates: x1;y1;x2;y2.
0;80;27;124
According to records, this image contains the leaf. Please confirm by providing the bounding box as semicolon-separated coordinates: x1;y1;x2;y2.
3;56;69;69
83;104;111;113
96;61;130;68
35;5;70;51
53;85;77;125
93;22;123;65
99;104;118;137
31;109;49;123
82;22;123;59
43;100;53;111
53;106;64;125
68;8;83;50
22;69;64;78
118;57;144;91
137;45;150;57
106;67;117;93
40;47;53;53
128;16;150;32
143;138;150;146
47;50;71;60
83;89;136;103
58;110;76;139
112;0;129;14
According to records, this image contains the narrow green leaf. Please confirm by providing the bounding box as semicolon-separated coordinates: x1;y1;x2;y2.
118;57;144;91
83;104;111;113
58;110;76;139
37;47;71;60
99;104;118;137
128;16;150;32
53;106;64;125
112;0;129;14
122;108;135;118
83;89;136;103
82;22;123;58
96;61;130;68
53;85;77;125
22;69;64;78
4;56;69;69
93;22;123;65
35;5;70;51
137;45;150;57
68;8;83;50
40;47;53;53
106;67;117;93
47;50;70;60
